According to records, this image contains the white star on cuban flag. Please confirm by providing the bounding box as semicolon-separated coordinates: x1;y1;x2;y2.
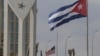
71;0;87;16
78;4;83;10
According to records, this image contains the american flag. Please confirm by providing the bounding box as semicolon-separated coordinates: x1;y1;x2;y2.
45;46;55;56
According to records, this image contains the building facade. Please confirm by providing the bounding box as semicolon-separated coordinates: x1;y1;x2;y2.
0;0;36;56
0;0;4;56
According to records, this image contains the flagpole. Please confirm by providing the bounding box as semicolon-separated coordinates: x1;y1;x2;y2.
86;0;89;56
56;32;58;56
26;46;29;56
86;6;89;56
40;50;42;56
86;11;89;56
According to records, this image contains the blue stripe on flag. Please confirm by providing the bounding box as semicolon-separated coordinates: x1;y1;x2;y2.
49;1;79;17
48;0;87;31
48;12;70;24
50;14;86;31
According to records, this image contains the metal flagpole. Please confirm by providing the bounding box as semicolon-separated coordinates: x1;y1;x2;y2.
56;32;58;56
86;0;89;56
86;9;89;56
65;36;71;56
26;46;29;56
40;50;42;56
86;11;89;56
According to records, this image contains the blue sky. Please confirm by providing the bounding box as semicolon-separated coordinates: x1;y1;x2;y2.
36;0;100;56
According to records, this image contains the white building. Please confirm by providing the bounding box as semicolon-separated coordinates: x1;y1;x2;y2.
0;0;37;56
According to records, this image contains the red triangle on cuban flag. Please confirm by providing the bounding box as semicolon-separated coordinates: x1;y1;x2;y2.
71;0;87;16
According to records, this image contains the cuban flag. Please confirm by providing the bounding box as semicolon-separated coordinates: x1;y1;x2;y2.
48;0;87;31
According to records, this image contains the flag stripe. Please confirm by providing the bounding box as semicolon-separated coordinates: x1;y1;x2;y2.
48;8;71;21
45;46;55;56
55;14;85;27
49;1;79;23
50;13;86;31
48;0;87;31
49;1;79;17
46;50;55;55
48;12;70;24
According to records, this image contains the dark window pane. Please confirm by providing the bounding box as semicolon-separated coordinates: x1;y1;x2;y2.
15;33;18;43
0;11;2;19
10;33;14;43
10;22;14;32
9;8;14;21
25;44;28;54
2;0;4;9
25;22;29;32
25;33;29;43
1;11;4;20
2;22;4;31
15;22;18;32
0;11;4;20
15;44;18;53
11;44;14;51
0;0;3;9
15;16;18;21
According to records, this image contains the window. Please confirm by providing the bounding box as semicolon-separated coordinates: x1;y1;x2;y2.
15;44;18;53
25;44;28;54
15;22;18;32
10;22;14;32
10;33;14;43
25;22;29;32
0;0;3;9
10;10;14;21
25;33;29;43
1;22;3;31
15;33;18;43
11;44;14;51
